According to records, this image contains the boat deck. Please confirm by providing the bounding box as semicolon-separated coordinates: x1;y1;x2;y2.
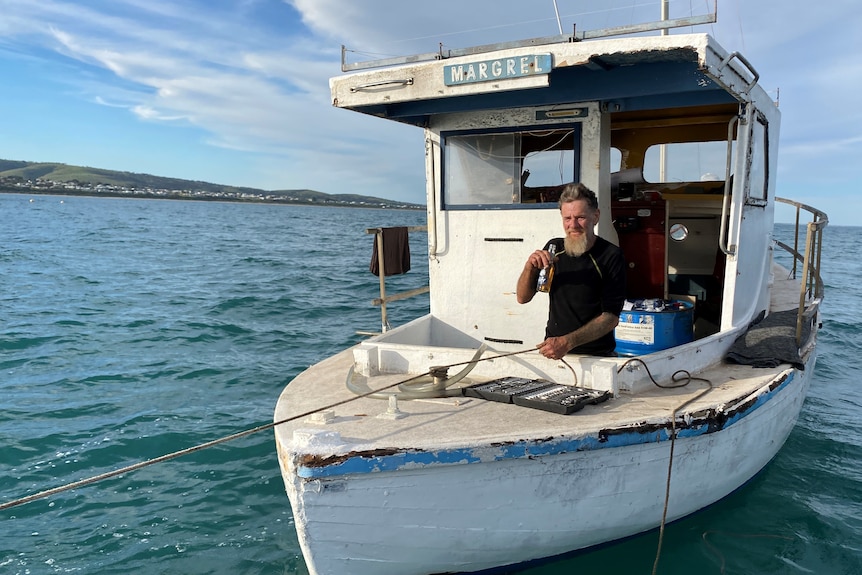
274;263;807;458
274;348;797;461
770;262;806;313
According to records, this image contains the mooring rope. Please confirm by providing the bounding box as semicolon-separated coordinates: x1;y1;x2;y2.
3;345;708;549
0;369;435;512
0;346;540;512
616;358;715;575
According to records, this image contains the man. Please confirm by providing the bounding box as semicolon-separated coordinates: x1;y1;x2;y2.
517;183;626;359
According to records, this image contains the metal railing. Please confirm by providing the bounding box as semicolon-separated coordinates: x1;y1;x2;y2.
363;226;429;334
774;198;829;344
341;10;717;72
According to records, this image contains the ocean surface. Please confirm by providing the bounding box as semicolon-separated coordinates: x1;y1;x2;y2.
1;193;860;575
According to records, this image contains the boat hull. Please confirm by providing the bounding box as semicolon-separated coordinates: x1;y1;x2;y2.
276;26;829;574
277;356;814;575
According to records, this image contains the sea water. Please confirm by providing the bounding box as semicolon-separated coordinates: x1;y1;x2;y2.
1;194;860;574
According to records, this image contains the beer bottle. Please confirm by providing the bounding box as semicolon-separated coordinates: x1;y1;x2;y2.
536;244;557;293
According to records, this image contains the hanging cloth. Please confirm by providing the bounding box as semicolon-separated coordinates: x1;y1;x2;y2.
370;227;411;276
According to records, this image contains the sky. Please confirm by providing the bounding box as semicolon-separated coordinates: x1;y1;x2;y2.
1;0;860;225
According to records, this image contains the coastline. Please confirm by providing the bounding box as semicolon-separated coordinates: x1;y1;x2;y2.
0;187;424;210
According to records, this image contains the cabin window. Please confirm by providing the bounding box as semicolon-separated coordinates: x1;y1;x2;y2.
442;124;582;208
746;113;769;205
643;141;730;184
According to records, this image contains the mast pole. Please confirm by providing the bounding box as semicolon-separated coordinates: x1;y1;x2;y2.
659;0;669;182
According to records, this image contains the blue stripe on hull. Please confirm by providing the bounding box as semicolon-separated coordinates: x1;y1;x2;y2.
296;370;796;479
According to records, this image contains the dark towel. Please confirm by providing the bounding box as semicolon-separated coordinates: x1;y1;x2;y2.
725;308;811;370
370;227;411;276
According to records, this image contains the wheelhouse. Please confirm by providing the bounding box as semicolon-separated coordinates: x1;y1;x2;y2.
332;33;778;356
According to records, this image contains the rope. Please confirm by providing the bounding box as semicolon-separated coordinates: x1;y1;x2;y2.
0;346;539;512
3;343;706;567
0;369;433;512
560;356;578;386
616;358;715;575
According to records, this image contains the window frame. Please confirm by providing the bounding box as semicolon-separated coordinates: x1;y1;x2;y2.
744;110;770;207
440;122;583;211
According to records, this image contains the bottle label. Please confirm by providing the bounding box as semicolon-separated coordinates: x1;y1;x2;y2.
537;270;549;291
536;244;556;293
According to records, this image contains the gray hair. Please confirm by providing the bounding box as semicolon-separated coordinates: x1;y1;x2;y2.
558;183;598;211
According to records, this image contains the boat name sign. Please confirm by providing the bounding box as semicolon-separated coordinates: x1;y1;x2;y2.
444;54;552;86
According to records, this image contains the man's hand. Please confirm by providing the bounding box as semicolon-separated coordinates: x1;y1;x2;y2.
525;249;553;272
517;249;556;304
536;335;572;360
536;313;620;359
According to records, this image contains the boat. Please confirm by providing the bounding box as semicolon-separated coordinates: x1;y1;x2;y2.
273;14;828;575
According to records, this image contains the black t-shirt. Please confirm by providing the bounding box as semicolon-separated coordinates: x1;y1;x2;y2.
542;236;626;355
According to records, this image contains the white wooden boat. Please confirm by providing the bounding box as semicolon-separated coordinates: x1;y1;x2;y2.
274;17;827;575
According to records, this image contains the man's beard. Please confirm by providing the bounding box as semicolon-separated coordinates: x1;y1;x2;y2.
564;233;589;257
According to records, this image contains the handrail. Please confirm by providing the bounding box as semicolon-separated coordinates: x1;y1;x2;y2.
426;137;439;259
364;226;429;334
719;116;739;255
349;78;414;93
718;51;760;95
774;197;829;344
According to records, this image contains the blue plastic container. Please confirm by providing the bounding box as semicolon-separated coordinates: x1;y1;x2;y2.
614;299;694;356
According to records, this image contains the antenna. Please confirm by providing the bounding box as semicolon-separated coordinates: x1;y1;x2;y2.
552;0;563;34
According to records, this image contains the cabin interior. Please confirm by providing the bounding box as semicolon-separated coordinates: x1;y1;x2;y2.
444;101;739;341
607;102;736;338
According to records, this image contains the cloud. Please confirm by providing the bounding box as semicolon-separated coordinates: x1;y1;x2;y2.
2;0;861;220
6;2;349;151
131;105;188;122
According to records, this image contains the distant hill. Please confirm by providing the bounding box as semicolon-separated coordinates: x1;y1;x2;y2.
0;159;423;209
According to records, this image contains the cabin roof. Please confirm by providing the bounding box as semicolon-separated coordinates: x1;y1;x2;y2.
330;33;762;127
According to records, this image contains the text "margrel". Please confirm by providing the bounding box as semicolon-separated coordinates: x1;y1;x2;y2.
444;54;552;86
